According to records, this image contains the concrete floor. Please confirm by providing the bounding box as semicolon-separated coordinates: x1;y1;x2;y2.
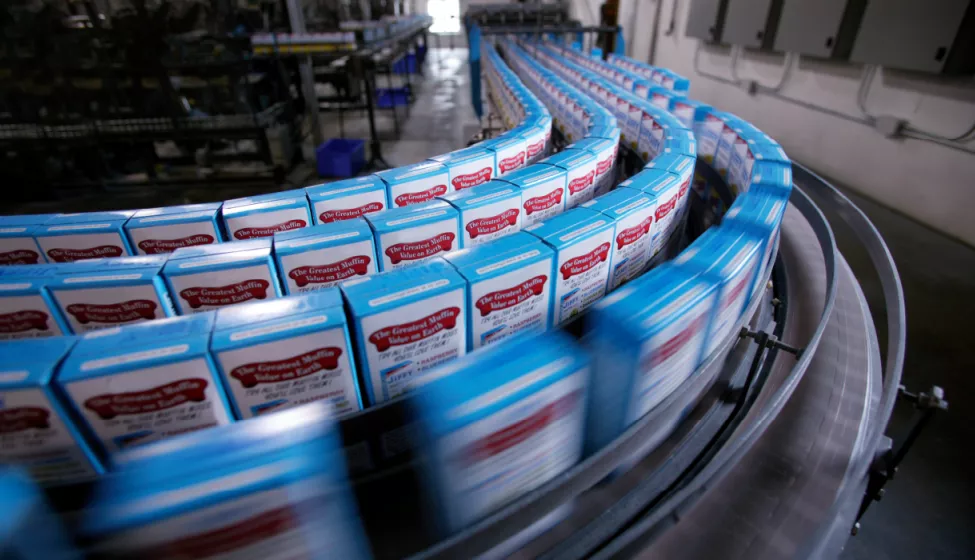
8;48;972;558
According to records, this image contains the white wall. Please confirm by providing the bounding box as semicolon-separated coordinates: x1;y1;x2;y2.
569;0;975;246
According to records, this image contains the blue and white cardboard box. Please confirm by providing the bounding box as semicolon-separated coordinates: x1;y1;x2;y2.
525;208;615;325
656;69;690;94
340;258;467;405
0;265;69;339
124;203;223;255
669;98;713;131
211;289;362;419
672;228;763;357
713;113;746;178
695;110;733;164
748;162;794;201
585;263;718;452
84;403;369;559
57;313;234;455
663;128;698;158
46;257;176;334
413;331;589;532
730;139;790;196
441;181;523;247
163;239;282;314
376;161;450;208
484;136;528;177
305;176;388;225
221;189;313;241
638;105;666;160
0;338;104;485
568;137;618;198
620;169;682;255
538;149;598;209
499;165;567;227
519;118;551;163
33;211;136;263
365;200;462;271
644;152;694;220
581;187;656;289
720;193;787;290
274;220;377;294
430;147;497;192
0;214;52;265
444;232;555;349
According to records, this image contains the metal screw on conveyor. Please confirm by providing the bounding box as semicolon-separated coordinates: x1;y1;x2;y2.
851;384;949;536
723;329;802;412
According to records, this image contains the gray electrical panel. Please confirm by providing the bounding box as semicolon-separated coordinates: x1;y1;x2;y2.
773;0;867;59
850;0;975;74
720;0;784;49
685;0;730;43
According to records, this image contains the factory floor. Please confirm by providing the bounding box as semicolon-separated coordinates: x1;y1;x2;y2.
8;48;971;558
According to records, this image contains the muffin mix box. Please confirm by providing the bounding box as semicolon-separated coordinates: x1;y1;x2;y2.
34;211;136;263
376;161;450;208
0;266;69;339
0;337;104;485
484;136;528;177
84;403;369;559
730;138;790;196
720;193;788;293
581;187;656;289
414;332;589;532
430;147;497;192
619;169;682;256
47;256;176;334
57;313;234;456
537;149;598;209
124;203;223;255
525;208;615;325
441;181;523;247
305;176;388;224
585;263;718;452
273;220;377;294
672;228;763;357
221;190;312;240
444;232;555;349
365;200;461;271
499;165;567;227
341;258;467;405
644;152;695;221
211;289;362;419
669;98;713;131
567;137;618;198
0;215;52;265
163;239;282;314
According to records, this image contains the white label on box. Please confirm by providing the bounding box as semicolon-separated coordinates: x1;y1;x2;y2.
651;93;669;109
436;372;585;528
378;220;458;271
715;125;738;175
359;289;466;403
53;284;166;334
389;173;450;207
520;179;566;227
554;230;614;325
625;103;642;149
226;208;309;240
0;237;44;265
469;259;552;349
564;160;599;210
461;198;522;247
650;183;681;256
672;102;694;129
64;358;231;453
36;232;128;262
128;221;219;255
0;387;99;484
696;115;724;162
280;239;377;294
0;294;62;340
608;206;656;290
495;141;528;177
216;328;360;419
524;128;549;164
169;265;279;314
448;157;495;192
629;292;712;422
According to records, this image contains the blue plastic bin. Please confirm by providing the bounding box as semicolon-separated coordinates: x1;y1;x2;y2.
393;53;417;74
316;138;366;178
376;87;410;108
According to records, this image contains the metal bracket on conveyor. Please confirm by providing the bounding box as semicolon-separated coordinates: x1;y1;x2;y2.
851;384;948;536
